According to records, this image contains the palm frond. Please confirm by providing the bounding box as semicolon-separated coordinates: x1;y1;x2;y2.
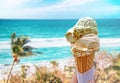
11;33;43;58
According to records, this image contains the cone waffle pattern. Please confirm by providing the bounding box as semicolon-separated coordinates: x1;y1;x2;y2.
74;54;94;73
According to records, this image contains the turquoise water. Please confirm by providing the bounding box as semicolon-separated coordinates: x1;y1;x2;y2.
0;19;120;40
0;19;120;64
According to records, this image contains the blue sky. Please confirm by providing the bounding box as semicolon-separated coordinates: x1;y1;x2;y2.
0;0;120;19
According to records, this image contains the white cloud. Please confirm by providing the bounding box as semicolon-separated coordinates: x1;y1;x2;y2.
0;0;95;18
0;0;120;19
0;0;28;8
0;0;41;10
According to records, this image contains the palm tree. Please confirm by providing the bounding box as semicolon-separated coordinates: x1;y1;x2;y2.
6;33;43;83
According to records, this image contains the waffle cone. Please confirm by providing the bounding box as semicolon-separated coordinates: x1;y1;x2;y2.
74;54;94;73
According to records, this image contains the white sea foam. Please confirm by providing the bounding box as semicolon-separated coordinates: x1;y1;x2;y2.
0;38;120;49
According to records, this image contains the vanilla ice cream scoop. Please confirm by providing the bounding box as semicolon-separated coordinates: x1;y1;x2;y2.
71;33;100;57
65;17;98;43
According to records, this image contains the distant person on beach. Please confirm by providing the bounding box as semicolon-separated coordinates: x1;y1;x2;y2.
65;17;100;83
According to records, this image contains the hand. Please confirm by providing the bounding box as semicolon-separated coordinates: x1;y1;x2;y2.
71;73;78;83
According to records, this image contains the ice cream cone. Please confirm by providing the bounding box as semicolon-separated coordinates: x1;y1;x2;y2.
65;17;100;74
74;54;94;73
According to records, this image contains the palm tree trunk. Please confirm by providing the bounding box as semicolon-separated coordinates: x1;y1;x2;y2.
6;60;15;83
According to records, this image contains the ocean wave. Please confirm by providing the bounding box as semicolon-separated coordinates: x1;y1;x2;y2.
0;38;120;49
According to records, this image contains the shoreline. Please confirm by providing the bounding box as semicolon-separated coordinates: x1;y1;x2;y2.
0;50;120;65
0;57;75;80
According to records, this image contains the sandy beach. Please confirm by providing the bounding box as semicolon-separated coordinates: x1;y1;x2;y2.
0;51;120;83
0;57;75;81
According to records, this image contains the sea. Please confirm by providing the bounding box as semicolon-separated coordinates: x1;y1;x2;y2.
0;19;120;64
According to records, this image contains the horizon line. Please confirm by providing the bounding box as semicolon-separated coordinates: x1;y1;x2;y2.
0;18;120;20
